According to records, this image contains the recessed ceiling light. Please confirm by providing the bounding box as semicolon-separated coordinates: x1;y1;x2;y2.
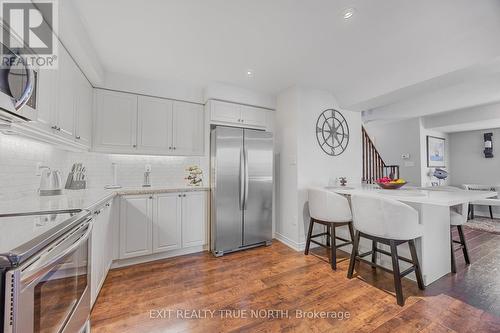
246;70;254;78
342;7;356;20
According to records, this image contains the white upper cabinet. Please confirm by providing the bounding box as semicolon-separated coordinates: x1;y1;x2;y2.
34;68;57;133
153;193;181;253
240;105;268;128
172;101;204;155
94;90;138;153
20;39;93;150
210;100;241;124
75;71;93;148
137;96;173;153
56;46;77;139
209;100;272;130
93;90;204;156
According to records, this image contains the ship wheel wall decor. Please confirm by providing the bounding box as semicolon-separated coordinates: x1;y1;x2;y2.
315;109;350;156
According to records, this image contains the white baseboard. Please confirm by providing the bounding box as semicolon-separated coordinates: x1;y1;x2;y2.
274;232;305;251
111;245;207;269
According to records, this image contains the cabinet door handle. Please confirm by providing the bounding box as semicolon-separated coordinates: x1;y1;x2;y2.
133;144;137;148
75;135;81;140
149;196;153;199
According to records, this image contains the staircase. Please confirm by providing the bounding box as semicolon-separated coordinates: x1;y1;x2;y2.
362;126;400;184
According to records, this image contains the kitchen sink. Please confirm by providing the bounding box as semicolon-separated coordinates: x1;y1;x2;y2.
325;186;355;190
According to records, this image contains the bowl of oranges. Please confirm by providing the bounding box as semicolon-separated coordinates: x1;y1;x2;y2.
375;177;407;190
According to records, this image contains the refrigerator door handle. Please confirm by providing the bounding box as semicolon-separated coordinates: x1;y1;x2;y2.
239;148;244;210
243;147;249;210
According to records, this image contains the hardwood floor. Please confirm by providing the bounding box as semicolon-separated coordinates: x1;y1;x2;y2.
91;232;500;333
424;226;500;316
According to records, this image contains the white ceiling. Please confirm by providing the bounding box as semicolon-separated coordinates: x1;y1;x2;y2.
73;0;500;109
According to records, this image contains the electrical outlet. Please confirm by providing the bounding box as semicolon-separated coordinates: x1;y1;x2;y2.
145;164;152;172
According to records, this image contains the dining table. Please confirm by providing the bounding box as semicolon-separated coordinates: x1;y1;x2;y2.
324;184;497;286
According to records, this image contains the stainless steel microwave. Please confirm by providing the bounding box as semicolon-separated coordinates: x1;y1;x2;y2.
0;24;37;123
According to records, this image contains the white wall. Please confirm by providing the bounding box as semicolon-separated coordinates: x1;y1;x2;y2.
296;89;362;243
363;118;450;187
275;86;362;250
419;125;450;187
449;128;500;217
57;0;105;84
364;118;422;185
274;87;299;245
0;134;208;201
101;72;205;104
449;128;500;186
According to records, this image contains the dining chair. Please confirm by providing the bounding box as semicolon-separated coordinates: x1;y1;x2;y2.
306;188;355;270
462;184;499;219
347;194;424;306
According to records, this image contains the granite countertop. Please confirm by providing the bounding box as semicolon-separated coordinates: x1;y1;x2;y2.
0;186;210;216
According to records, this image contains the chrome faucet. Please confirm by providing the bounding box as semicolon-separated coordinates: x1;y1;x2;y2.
143;171;151;187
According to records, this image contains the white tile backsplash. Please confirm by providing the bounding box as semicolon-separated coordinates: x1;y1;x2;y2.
0;133;208;200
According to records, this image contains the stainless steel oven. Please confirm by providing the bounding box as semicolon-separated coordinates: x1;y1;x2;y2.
3;215;92;333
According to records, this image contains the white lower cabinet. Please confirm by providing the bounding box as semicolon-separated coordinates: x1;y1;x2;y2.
90;200;114;307
182;192;206;247
153;193;182;253
119;195;154;259
119;192;206;260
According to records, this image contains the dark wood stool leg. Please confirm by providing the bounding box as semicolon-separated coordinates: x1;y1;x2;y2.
348;222;355;243
471;205;475;219
409;239;425;290
390;240;404;306
371;240;377;268
326;225;330;247
457;225;470;265
347;231;360;278
330;225;337;270
304;218;314;255
490;206;494;219
450;228;457;273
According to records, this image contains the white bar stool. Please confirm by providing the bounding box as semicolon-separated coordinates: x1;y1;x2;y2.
306;188;355;270
347;194;425;306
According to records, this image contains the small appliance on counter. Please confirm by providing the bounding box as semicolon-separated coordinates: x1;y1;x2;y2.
39;166;63;196
65;163;87;190
105;163;122;189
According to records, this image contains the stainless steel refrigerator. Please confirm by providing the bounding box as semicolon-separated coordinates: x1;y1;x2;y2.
210;126;273;256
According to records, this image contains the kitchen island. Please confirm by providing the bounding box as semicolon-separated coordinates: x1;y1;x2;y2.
325;184;497;285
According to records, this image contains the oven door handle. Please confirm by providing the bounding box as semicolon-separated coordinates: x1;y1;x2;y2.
20;219;93;285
